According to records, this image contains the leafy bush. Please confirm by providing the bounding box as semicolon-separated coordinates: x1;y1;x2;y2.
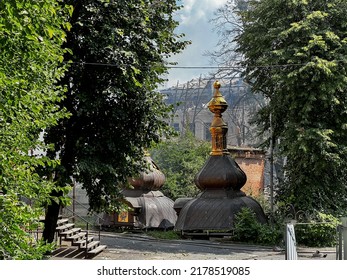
295;212;340;247
232;207;282;246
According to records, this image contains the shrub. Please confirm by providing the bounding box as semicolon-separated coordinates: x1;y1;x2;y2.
232;207;282;246
295;212;340;247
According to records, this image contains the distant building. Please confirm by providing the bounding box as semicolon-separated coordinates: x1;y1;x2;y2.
160;77;265;147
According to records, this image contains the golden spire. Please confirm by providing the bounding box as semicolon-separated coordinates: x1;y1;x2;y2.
207;81;229;156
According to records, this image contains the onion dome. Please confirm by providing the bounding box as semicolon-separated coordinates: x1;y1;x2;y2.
128;152;166;191
174;80;267;232
194;81;247;191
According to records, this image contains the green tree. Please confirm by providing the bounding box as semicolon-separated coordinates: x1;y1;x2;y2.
235;0;347;214
43;0;188;241
0;0;70;259
150;132;210;200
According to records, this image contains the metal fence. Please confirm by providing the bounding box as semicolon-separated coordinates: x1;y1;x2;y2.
285;217;347;260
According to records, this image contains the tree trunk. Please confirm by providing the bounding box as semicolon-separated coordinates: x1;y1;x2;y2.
42;190;62;243
42;201;60;243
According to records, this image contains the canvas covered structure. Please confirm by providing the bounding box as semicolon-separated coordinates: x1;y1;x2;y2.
103;155;177;229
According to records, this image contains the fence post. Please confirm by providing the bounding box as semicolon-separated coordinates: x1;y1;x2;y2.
341;217;347;260
285;221;298;260
284;223;287;260
337;225;342;260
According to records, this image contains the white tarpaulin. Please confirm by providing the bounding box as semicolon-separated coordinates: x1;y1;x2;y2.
286;223;298;260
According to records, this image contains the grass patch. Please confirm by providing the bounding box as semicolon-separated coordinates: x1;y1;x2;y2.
146;230;181;240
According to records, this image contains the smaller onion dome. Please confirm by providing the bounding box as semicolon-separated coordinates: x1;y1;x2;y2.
128;153;166;191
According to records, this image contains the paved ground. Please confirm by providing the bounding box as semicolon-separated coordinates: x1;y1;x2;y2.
51;231;338;260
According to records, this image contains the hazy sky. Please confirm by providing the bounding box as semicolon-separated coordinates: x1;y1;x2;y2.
163;0;229;87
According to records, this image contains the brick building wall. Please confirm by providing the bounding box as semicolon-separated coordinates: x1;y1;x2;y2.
228;147;265;197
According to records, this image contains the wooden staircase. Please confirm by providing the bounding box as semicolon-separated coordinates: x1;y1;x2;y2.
52;217;107;259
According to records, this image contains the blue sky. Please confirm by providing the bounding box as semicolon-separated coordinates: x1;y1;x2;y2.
163;0;229;87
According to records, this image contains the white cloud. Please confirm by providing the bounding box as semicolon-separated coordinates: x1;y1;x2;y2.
178;0;227;25
163;0;229;87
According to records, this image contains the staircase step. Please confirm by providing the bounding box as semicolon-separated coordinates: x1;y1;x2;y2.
88;245;107;257
54;217;107;259
59;228;81;238
80;240;100;251
73;236;94;247
56;223;74;232
56;218;69;226
66;231;87;242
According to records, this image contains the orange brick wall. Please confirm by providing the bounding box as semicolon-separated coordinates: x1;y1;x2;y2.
229;147;265;197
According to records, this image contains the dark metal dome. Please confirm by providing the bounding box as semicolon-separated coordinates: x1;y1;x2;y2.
174;81;266;233
128;154;166;191
195;155;247;191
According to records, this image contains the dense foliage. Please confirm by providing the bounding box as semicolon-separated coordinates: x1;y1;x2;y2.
232;207;339;247
150;132;210;201
231;207;282;246
295;212;340;247
235;0;347;214
44;0;189;216
0;0;70;259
